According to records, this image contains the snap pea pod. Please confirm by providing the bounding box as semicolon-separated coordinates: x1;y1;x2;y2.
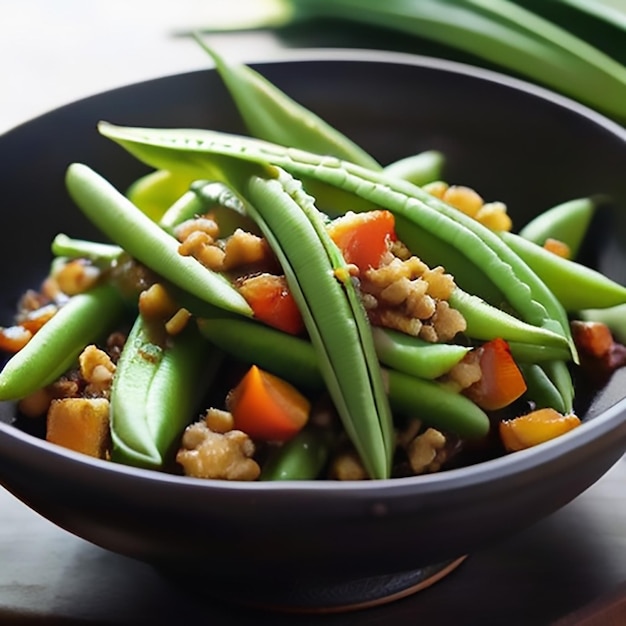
65;163;252;317
501;231;626;311
196;38;381;170
520;363;566;413
0;284;125;401
98;124;574;357
518;196;597;258
110;315;217;469
242;167;394;479
260;426;334;481
197;314;490;439
382;150;445;186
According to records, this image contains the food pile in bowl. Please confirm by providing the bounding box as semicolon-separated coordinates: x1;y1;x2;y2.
1;46;625;484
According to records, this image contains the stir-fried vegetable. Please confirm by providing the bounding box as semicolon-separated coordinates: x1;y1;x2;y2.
2;48;625;482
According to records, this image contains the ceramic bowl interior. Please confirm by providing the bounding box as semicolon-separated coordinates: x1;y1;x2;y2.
1;49;625;609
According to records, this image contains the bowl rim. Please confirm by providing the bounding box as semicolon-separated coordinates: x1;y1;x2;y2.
0;47;625;496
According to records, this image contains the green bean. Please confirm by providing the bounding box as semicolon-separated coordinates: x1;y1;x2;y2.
126;169;197;222
542;360;575;414
449;288;569;350
159;180;256;237
372;327;469;380
64;163;253;317
508;341;571;364
197;317;323;389
501;231;626;311
386;370;490;439
382;150;445;186
518;196;597;258
110;315;217;469
196;315;490;439
51;233;123;264
196;37;381;170
199;316;467;384
260;426;334;481
520;363;566;413
97;123;575;358
242;167;395;479
158;190;206;235
0;284;125;401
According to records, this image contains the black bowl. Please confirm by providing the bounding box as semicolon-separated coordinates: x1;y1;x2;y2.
1;49;625;612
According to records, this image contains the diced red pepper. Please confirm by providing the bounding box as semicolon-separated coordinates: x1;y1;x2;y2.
327;210;396;272
237;273;304;335
464;338;527;411
227;365;310;442
499;408;581;452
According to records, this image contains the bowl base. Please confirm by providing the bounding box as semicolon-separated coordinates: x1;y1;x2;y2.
198;555;467;614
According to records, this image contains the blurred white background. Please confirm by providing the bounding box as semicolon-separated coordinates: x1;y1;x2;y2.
0;0;285;133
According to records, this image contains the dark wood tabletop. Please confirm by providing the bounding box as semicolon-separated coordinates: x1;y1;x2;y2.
1;457;624;625
1;4;625;624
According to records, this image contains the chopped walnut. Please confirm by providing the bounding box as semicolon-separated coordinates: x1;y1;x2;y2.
407;428;447;474
424;181;512;232
362;249;464;342
176;419;260;481
53;259;101;295
328;448;369;480
222;228;271;270
79;345;116;398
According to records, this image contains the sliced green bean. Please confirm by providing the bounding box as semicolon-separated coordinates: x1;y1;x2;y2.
241;168;394;478
382;150;444;186
260;426;334;481
520;363;566;413
501;231;626;311
372;327;469;380
65;163;252;317
518;196;597;258
110;316;217;469
196;37;381;170
0;284;125;401
97;123;574;358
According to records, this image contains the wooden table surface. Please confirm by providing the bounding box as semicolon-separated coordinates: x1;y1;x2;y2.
1;2;625;624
